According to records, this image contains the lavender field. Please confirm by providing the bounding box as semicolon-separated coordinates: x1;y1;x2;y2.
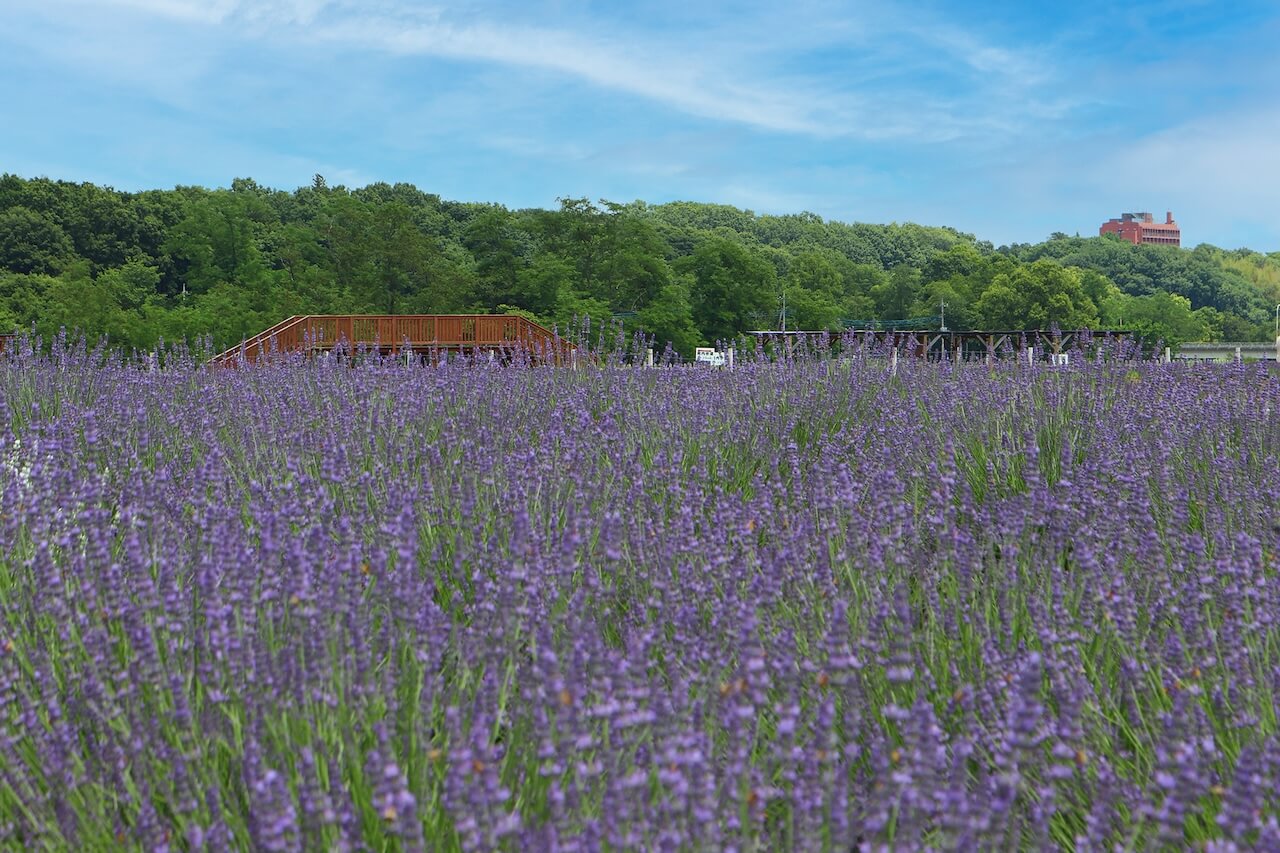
1;343;1278;851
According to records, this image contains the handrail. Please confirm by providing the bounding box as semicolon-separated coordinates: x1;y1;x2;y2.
209;315;308;365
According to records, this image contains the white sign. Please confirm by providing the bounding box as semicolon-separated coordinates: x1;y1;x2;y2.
694;347;726;367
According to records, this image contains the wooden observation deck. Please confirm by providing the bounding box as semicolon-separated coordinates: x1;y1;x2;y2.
209;315;572;366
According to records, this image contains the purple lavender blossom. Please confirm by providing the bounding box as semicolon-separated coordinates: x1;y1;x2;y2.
0;336;1275;848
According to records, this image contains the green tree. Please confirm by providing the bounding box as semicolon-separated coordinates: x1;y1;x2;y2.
1109;291;1211;348
40;262;128;347
872;265;921;320
0;272;54;332
975;259;1099;329
914;279;977;330
463;207;529;308
367;202;438;314
36;259;166;349
553;288;613;336
97;258;161;313
164;191;270;295
677;237;776;341
638;277;703;355
515;253;573;317
785;250;844;330
922;243;985;284
58;182;144;269
593;207;672;312
0;207;76;275
838;263;885;321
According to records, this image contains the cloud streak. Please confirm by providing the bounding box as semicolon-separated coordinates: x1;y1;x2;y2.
324;17;841;134
19;0;1060;141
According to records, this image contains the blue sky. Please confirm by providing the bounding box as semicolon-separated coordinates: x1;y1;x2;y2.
3;0;1279;250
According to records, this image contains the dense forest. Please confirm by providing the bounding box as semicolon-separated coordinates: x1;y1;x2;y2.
1;173;1277;355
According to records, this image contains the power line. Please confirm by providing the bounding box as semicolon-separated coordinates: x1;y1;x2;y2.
842;316;941;330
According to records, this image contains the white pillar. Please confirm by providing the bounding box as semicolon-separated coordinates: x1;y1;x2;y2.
726;348;734;370
1027;345;1035;365
1164;347;1171;363
1235;346;1242;363
645;347;654;368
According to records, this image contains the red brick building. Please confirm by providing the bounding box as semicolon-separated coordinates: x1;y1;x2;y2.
1100;211;1180;246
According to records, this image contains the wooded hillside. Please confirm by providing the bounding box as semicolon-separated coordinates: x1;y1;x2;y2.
2;174;1276;353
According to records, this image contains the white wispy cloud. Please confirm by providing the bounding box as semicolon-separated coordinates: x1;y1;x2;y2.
321;16;839;134
12;0;1059;141
107;0;332;26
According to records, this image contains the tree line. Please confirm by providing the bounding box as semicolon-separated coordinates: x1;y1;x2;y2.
1;173;1277;356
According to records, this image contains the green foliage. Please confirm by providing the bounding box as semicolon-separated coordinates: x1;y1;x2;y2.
516;253;574;318
975;259;1100;330
638;278;703;356
1103;291;1212;349
785;250;846;331
872;265;922;320
553;287;613;334
463;207;531;307
1217;249;1280;304
0;207;75;275
38;261;144;348
678;237;777;341
0;272;52;331
0;173;1275;354
1012;234;1272;324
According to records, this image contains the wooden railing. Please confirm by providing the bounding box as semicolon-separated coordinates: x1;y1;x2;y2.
209;315;571;365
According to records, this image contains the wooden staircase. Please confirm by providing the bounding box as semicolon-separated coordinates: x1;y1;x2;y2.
209;315;573;366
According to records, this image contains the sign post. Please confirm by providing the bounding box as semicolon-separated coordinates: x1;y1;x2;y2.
694;347;726;367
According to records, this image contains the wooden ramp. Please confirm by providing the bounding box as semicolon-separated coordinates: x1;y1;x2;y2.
209;315;572;366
